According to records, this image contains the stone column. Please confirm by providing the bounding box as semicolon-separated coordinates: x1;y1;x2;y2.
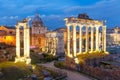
46;38;48;52
16;26;20;58
46;38;48;51
73;24;77;57
47;38;49;50
25;24;31;64
78;24;82;53
96;25;100;51
48;38;50;51
102;26;106;52
66;24;71;57
26;27;30;58
53;38;56;56
52;38;55;55
91;26;94;52
52;38;54;49
52;38;54;54
86;25;89;52
24;25;27;58
55;37;59;52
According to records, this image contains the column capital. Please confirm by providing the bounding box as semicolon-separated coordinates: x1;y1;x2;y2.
95;25;100;28
85;24;89;28
66;23;72;27
78;24;83;27
89;24;94;28
16;25;20;29
103;25;107;28
72;23;77;27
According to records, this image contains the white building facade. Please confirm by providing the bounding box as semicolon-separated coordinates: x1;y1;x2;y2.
106;27;120;46
45;31;65;56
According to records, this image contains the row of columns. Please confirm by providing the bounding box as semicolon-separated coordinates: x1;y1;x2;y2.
66;23;106;58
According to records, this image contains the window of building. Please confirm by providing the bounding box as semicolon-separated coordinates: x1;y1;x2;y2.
38;38;41;44
9;31;12;34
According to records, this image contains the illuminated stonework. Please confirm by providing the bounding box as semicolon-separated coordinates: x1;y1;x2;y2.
45;32;58;56
45;31;64;56
64;17;107;63
15;18;31;64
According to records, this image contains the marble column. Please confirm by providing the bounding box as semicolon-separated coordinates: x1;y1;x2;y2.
47;38;49;49
51;38;53;49
46;38;48;52
96;26;99;51
24;24;31;64
73;24;77;57
91;26;94;52
86;25;89;52
16;26;20;58
79;24;82;53
26;28;30;58
67;24;71;57
24;26;27;58
102;26;106;52
45;38;47;48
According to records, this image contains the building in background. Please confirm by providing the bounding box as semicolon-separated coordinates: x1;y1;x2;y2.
31;13;48;48
45;28;65;56
106;26;120;46
0;26;23;46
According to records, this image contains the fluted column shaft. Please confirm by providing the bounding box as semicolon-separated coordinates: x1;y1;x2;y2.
73;24;77;57
91;26;94;52
67;24;71;57
24;25;27;57
79;25;82;53
26;28;30;58
102;26;106;51
86;25;89;52
16;27;20;58
96;26;99;51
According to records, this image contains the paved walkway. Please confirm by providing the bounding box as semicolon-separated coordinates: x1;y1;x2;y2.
39;62;91;80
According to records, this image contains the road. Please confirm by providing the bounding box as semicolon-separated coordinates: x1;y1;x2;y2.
39;62;91;80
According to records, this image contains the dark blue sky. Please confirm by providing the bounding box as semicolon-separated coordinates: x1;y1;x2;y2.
0;0;120;30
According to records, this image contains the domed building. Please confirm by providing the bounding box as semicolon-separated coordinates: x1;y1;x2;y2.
31;13;48;34
31;13;48;48
32;13;43;27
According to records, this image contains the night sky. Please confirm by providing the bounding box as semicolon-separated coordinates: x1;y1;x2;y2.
0;0;120;30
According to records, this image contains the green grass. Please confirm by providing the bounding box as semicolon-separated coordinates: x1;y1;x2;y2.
54;61;65;69
77;52;108;61
0;61;32;80
30;52;58;64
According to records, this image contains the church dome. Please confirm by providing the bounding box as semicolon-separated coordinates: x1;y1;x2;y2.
33;14;42;21
32;13;43;27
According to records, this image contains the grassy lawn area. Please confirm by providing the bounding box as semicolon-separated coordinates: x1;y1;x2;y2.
0;61;32;80
30;52;58;64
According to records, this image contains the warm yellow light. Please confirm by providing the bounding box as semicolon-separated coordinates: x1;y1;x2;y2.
32;65;36;70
